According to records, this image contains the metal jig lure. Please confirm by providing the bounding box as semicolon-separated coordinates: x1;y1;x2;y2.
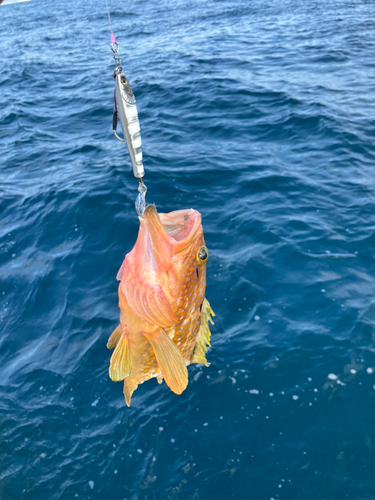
110;41;146;217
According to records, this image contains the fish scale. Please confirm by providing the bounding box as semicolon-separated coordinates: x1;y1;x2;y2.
168;234;206;361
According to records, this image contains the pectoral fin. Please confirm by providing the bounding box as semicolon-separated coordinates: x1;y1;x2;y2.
109;335;132;382
144;329;188;395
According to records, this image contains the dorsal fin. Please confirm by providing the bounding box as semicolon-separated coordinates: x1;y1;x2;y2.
191;298;214;366
144;329;188;395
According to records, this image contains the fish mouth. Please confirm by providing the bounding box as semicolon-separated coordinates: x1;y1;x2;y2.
145;205;202;254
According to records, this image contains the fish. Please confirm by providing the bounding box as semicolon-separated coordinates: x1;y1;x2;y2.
107;204;214;406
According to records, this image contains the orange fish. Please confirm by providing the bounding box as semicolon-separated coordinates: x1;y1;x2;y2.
107;205;214;406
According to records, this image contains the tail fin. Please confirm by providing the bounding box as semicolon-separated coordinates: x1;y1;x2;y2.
123;376;138;407
123;368;163;407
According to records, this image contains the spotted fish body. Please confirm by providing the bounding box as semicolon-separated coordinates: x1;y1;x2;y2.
107;205;214;406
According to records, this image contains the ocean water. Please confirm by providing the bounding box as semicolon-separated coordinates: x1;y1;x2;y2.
2;0;375;498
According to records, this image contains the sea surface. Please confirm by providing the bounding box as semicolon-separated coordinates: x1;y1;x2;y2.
2;0;375;498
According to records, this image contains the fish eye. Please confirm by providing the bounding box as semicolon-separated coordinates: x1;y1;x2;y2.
197;246;209;265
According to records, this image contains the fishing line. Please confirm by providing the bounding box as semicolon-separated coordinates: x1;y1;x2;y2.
104;0;116;44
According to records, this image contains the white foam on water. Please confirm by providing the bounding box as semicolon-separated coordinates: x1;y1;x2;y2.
91;399;99;407
367;367;373;374
254;315;260;321
249;389;259;394
328;373;338;380
89;481;94;490
292;395;299;400
350;369;357;374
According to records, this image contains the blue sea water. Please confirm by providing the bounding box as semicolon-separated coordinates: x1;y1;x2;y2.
2;0;375;498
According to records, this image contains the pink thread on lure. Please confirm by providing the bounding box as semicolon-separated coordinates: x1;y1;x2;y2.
105;0;119;45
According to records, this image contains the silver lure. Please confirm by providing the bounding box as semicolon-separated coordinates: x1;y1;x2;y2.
113;72;144;179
